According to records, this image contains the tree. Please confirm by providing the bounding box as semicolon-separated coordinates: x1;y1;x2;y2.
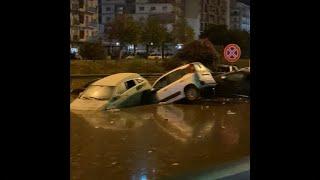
106;15;141;59
79;42;106;60
174;39;219;69
141;17;167;56
200;25;230;45
171;17;195;44
200;24;250;58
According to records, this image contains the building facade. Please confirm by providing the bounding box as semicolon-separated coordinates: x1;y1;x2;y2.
230;0;250;32
184;0;230;39
70;0;99;44
100;0;126;26
133;1;175;31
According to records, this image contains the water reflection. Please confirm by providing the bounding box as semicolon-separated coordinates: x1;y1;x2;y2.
154;103;248;147
71;107;154;131
70;101;250;180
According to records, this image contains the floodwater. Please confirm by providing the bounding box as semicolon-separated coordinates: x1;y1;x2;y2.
70;99;250;180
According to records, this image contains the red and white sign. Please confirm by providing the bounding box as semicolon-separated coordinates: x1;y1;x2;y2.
224;44;241;63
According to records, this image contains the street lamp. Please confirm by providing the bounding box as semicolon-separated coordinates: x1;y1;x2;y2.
150;42;153;46
116;42;120;46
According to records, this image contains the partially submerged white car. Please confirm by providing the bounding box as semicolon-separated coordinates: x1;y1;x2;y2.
70;73;152;111
151;62;216;103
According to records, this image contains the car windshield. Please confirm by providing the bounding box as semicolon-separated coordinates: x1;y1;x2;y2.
81;85;115;100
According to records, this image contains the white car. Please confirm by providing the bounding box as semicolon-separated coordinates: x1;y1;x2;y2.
148;53;162;60
71;73;152;111
152;62;216;103
216;64;239;73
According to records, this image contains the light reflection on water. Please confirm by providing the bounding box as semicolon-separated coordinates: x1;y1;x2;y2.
71;100;250;180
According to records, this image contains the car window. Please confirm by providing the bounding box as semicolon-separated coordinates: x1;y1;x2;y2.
153;76;169;90
81;85;115;100
153;69;189;90
125;80;136;90
166;69;188;84
226;72;245;81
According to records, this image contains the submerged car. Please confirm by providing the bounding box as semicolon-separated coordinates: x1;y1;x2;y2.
151;62;216;103
213;67;250;98
70;73;152;111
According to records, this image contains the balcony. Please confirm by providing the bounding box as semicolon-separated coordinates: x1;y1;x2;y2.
87;6;97;13
87;22;97;28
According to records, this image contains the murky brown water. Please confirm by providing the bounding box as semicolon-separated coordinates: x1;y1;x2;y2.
71;100;250;180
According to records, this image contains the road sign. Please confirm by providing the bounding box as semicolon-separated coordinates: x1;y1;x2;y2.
224;44;241;63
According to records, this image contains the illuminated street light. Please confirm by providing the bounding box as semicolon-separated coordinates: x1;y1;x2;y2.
150;42;154;46
116;42;120;46
176;43;183;49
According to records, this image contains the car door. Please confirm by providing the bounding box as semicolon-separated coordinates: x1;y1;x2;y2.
111;80;142;108
154;69;190;102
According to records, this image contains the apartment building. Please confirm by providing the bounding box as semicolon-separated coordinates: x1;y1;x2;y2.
133;1;175;31
70;0;99;44
230;0;250;32
184;0;230;38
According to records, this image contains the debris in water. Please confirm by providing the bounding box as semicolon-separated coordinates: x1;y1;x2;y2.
205;106;209;109
227;110;236;115
111;161;118;165
148;150;153;154
222;102;226;105
110;121;115;124
171;162;179;166
107;109;120;112
197;135;202;138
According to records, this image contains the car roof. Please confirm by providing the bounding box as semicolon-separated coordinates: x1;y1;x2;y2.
217;64;238;67
152;62;204;86
214;67;250;78
92;73;141;86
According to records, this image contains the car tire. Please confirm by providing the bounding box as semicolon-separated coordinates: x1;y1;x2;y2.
184;85;200;102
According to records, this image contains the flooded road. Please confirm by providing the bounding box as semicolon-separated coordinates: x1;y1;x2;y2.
71;99;250;180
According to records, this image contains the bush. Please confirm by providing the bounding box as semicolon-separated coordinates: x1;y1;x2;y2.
161;58;185;70
79;42;106;60
174;39;219;70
